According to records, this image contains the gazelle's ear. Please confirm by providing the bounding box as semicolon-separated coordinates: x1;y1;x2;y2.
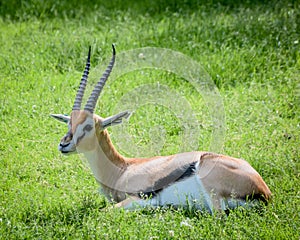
100;111;131;129
50;114;70;124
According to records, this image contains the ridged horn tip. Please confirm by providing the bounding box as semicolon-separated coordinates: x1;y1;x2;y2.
112;44;116;55
83;44;116;113
72;46;92;111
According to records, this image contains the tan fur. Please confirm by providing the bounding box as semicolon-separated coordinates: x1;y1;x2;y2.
198;153;271;208
95;122;127;167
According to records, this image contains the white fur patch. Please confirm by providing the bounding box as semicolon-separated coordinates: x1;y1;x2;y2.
124;173;214;213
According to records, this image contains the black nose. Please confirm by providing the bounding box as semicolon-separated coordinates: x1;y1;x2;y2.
60;142;70;148
58;142;71;153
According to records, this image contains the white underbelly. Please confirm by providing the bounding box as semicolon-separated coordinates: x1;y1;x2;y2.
125;175;214;213
157;175;213;211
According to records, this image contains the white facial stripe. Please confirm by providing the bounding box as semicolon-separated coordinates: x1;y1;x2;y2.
74;123;86;145
73;119;95;146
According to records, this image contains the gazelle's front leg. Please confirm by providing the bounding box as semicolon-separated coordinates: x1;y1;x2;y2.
114;196;140;208
114;196;159;209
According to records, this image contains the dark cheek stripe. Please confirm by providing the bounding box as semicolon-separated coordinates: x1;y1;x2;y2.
76;133;86;145
75;124;93;145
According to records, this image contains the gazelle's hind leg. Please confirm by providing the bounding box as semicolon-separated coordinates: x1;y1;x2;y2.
198;153;271;210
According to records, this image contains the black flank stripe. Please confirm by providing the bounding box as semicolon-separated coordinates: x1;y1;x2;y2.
177;162;197;181
139;161;198;199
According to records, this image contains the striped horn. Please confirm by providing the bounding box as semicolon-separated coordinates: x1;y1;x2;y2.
72;46;91;111
84;44;116;113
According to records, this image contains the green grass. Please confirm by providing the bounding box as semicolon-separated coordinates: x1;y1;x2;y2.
0;0;299;239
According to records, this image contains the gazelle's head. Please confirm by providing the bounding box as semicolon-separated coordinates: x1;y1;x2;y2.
51;45;130;154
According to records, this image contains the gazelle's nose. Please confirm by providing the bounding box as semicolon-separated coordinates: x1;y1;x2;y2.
59;141;70;149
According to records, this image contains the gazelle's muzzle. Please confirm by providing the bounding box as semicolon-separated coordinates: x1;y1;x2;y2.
59;132;76;154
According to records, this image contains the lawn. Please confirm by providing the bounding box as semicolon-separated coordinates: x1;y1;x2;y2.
0;0;299;239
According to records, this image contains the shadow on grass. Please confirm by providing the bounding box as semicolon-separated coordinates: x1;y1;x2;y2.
16;195;108;228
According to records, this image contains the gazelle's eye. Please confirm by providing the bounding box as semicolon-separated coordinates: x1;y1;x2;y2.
83;124;93;132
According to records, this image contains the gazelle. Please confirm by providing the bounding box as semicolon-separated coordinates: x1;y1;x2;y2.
51;45;271;212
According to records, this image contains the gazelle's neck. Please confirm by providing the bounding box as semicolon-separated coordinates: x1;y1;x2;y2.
95;127;127;167
81;128;126;190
